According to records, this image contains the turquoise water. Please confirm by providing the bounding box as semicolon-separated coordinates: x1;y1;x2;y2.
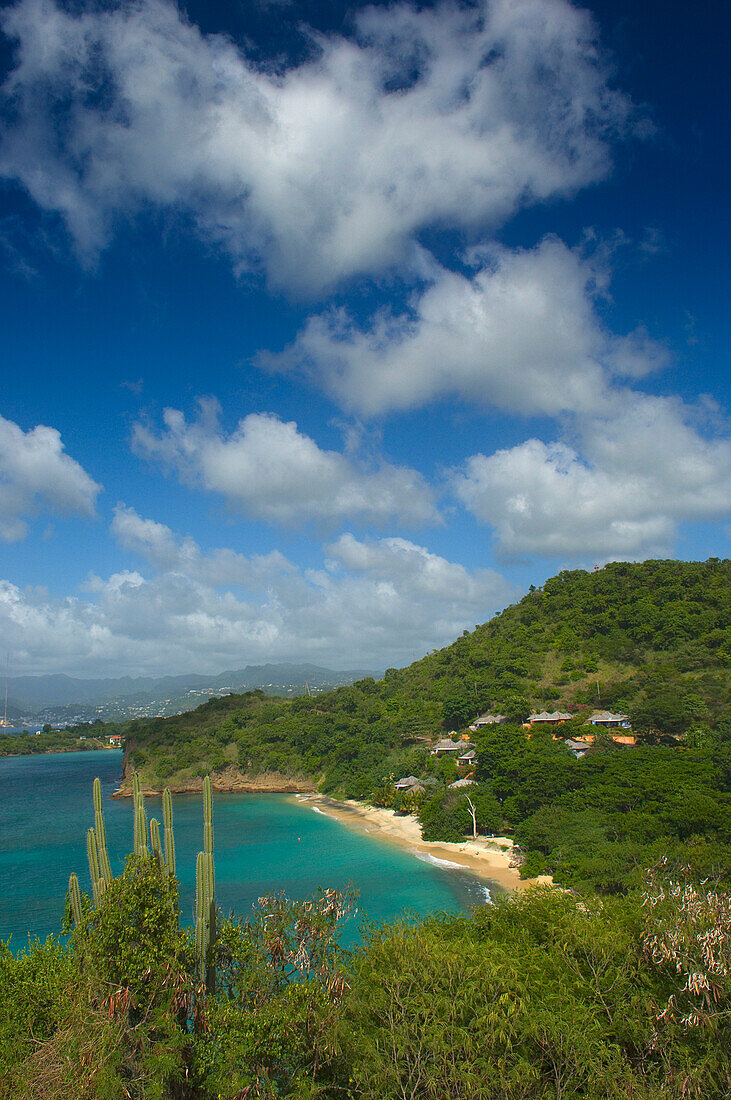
1;751;493;948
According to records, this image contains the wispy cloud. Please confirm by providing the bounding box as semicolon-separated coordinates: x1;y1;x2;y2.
0;0;637;294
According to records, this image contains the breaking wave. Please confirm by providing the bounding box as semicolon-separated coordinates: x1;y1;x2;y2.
411;851;465;870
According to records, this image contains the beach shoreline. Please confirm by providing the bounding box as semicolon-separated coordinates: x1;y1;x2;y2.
297;794;552;893
110;770;551;892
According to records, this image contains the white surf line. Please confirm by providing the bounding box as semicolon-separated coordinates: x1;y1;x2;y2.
411;850;467;871
311;805;328;815
479;885;494;905
413;850;494;904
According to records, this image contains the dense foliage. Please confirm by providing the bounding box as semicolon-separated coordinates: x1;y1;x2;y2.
2;860;729;1099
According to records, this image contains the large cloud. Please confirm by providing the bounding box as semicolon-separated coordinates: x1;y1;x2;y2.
0;413;101;541
131;402;438;527
0;0;634;293
453;395;731;558
0;513;515;674
261;237;668;416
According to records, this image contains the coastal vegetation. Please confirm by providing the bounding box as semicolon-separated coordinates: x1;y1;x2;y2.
1;776;729;1098
117;559;730;894
0;724;108;757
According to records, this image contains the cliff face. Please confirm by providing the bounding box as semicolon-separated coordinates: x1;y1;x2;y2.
112;760;315;798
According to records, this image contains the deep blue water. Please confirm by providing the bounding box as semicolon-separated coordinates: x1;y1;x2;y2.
1;751;492;948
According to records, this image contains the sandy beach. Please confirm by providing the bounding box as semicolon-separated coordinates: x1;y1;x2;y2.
298;795;552;892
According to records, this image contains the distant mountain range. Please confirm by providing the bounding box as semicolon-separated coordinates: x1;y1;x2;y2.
4;664;380;724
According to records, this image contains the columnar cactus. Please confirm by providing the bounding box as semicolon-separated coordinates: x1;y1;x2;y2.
162;787;176;876
86;827;106;905
195;851;216;990
68;772;218;1000
132;772;148;857
93;777;113;886
68;871;83;928
195;776;216;991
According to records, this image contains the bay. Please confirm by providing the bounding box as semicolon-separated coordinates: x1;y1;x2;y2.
1;750;492;948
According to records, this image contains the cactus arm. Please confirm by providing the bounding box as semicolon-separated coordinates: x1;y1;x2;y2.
132;772;148;857
203;775;213;855
195;850;208;986
162;788;176;876
149;818;163;864
86;827;105;906
195;781;217;992
93;778;106;849
206;850;215;906
93;777;113;886
68;872;83;928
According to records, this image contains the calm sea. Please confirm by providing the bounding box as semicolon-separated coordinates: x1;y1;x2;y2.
1;751;493;948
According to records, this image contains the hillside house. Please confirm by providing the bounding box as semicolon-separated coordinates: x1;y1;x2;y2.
108;734;122;747
469;713;506;730
564;738;590;758
588;711;630;728
458;748;477;766
394;775;421;791
431;738;472;755
449;777;477;788
526;711;572;726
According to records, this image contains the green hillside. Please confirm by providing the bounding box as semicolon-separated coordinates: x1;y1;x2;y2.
120;559;731;892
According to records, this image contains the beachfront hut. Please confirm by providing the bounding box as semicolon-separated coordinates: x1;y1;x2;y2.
394;775;421;791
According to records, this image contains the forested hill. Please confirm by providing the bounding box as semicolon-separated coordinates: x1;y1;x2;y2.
124;558;729;777
119;559;730;893
384;556;730;732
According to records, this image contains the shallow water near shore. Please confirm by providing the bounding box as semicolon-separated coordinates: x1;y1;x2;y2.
1;751;494;948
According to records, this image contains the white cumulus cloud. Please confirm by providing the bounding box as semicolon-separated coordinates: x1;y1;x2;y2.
0;413;101;541
260;237;669;416
131;402;438;527
0;0;635;293
453;395;731;559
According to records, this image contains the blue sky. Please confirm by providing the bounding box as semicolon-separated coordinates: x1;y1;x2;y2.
0;0;728;677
